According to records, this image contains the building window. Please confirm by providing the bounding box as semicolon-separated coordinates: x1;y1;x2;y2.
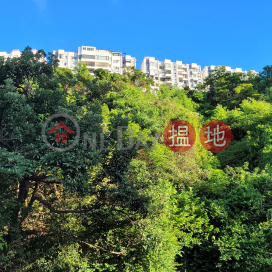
160;66;164;70
87;48;94;51
113;53;120;56
83;47;86;50
113;60;119;63
96;56;109;60
79;55;95;59
150;62;154;67
59;54;63;59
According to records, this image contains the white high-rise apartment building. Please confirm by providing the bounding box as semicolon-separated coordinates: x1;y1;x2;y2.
1;47;260;90
141;57;203;89
202;65;258;81
53;46;136;75
0;48;40;60
0;49;22;59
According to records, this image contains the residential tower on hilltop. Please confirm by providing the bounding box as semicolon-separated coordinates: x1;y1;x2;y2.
141;57;203;89
53;45;136;76
0;46;259;90
202;65;258;81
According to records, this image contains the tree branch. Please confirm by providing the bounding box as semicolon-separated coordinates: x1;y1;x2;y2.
28;181;39;208
24;174;46;182
80;240;127;255
24;174;62;184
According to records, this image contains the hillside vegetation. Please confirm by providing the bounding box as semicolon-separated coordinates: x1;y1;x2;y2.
0;47;272;271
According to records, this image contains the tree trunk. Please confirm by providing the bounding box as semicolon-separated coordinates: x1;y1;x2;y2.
7;179;31;243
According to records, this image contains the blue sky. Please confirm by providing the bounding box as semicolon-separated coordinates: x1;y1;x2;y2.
0;0;272;72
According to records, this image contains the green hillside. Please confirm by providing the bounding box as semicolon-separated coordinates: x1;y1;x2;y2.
0;47;272;272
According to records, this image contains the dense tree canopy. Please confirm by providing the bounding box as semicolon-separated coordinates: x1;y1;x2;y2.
0;47;272;271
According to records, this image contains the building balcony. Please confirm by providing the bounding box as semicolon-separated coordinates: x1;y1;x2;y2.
95;65;111;71
165;65;171;71
80;56;95;61
95;58;111;63
84;61;95;67
178;68;187;72
177;64;187;69
192;71;199;75
165;73;172;78
86;65;95;70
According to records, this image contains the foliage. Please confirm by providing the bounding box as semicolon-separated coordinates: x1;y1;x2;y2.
1;47;272;271
197;67;260;112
